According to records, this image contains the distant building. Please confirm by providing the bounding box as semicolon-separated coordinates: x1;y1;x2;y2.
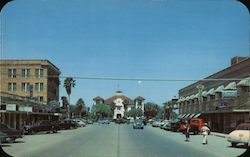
177;56;250;133
93;91;145;119
0;59;61;129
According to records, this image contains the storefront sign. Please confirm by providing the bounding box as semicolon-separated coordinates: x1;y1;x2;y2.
19;106;33;112
222;90;237;98
6;104;16;111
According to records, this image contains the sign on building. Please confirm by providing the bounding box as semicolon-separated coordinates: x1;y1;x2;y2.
6;104;17;111
19;106;33;112
222;90;237;98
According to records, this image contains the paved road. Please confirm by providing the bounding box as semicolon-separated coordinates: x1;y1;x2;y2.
2;123;247;157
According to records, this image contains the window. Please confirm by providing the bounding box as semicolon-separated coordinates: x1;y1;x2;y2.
21;83;30;92
8;83;16;92
8;69;16;78
35;83;44;92
35;69;44;78
39;96;44;102
22;69;30;78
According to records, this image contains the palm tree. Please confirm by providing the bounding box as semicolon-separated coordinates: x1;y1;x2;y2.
76;98;85;118
64;77;75;118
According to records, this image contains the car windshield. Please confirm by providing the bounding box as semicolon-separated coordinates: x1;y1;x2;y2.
0;1;249;157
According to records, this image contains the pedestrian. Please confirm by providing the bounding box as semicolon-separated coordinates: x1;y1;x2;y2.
201;123;210;144
184;121;190;142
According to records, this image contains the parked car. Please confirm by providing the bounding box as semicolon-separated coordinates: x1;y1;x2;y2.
87;120;93;124
23;120;58;135
170;119;181;132
133;119;144;129
162;121;171;131
52;120;77;130
0;131;9;143
100;120;110;124
152;121;161;127
115;118;127;124
227;123;250;147
0;124;24;142
73;119;86;127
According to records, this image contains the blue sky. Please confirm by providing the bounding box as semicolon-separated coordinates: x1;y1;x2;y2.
1;0;249;107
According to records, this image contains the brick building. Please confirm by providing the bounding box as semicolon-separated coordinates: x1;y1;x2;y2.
177;56;250;133
0;60;61;129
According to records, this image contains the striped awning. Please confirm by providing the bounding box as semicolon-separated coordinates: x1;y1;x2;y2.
215;85;224;92
207;88;215;95
237;77;250;87
188;113;196;118
193;113;201;118
202;91;208;96
224;82;237;90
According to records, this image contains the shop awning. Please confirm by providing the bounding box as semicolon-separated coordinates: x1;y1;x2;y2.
207;88;215;95
202;91;208;96
194;93;199;98
177;114;182;118
189;94;195;100
193;113;201;118
188;113;196;118
185;96;190;101
215;85;224;93
224;81;237;90
181;114;187;118
237;77;250;87
183;114;191;118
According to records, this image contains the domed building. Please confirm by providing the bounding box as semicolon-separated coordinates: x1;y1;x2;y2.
93;91;145;119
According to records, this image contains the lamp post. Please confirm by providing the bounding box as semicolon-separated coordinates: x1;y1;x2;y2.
196;84;204;111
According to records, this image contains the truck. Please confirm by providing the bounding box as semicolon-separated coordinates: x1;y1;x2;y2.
189;118;204;135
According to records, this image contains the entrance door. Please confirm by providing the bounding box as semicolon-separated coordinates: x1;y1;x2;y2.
116;114;121;119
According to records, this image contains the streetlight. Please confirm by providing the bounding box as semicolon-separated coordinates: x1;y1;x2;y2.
196;84;204;111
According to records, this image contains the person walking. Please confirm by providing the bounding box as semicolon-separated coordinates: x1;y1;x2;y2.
184;122;190;142
201;123;210;144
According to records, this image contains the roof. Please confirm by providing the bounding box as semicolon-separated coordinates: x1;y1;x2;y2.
93;96;104;101
134;96;145;101
105;95;134;105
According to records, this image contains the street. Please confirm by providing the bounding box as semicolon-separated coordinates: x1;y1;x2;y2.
2;123;246;157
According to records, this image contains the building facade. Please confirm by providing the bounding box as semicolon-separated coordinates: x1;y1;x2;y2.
0;60;61;129
178;56;250;133
0;60;60;103
93;91;145;119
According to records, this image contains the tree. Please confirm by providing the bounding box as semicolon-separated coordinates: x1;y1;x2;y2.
93;103;112;120
75;98;85;118
144;102;160;119
125;108;143;119
64;77;75;118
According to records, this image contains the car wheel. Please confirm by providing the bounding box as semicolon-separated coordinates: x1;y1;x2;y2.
52;126;57;133
231;142;237;147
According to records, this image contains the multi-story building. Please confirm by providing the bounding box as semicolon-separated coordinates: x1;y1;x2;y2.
0;60;60;103
93;91;145;119
0;60;61;129
177;56;250;133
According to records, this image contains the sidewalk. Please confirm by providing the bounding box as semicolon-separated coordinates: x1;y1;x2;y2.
210;132;228;138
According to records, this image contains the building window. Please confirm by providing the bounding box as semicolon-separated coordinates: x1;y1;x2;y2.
22;69;30;78
35;69;44;78
21;83;30;92
8;69;16;78
35;83;44;92
39;96;44;102
8;83;16;92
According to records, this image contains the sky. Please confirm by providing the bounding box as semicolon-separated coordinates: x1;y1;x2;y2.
1;0;249;107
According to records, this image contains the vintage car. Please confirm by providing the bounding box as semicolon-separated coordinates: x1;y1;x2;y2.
0;124;24;142
23;120;58;135
133;119;144;129
227;123;250;147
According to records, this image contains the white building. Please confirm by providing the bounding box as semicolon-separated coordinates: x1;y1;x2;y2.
93;91;145;119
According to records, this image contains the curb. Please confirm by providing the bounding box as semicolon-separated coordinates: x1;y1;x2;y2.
211;132;228;138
